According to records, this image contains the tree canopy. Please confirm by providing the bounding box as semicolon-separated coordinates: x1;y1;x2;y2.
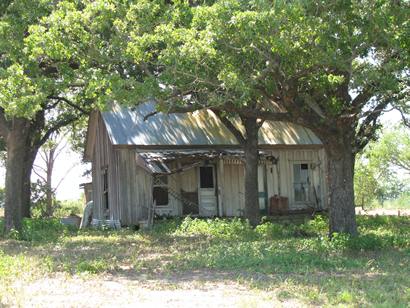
124;0;410;234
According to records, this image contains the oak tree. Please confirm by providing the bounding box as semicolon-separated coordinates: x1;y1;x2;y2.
121;0;409;234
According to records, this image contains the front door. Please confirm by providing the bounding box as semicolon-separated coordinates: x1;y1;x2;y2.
198;166;217;217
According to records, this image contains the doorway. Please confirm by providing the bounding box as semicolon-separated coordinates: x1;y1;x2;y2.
198;166;217;217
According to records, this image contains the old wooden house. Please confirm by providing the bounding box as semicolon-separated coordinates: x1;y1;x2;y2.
84;102;328;227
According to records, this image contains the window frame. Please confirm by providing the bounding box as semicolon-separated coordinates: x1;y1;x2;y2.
292;162;312;203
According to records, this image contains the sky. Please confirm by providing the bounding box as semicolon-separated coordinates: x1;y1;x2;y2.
0;109;405;201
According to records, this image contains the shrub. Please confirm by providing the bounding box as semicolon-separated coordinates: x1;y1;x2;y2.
1;218;76;242
175;217;255;240
53;199;84;218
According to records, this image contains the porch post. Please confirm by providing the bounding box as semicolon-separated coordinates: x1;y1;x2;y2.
217;158;224;217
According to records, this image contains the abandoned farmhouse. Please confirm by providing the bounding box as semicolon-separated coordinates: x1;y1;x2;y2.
84;102;328;227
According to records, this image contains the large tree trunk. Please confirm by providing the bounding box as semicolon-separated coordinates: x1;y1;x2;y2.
324;140;358;236
242;117;260;226
4;119;32;232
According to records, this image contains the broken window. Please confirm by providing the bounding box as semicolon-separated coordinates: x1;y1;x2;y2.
153;175;169;206
293;163;310;202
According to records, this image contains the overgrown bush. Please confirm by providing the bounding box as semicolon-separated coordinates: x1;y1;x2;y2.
174;217;255;240
31;181;84;219
1;218;76;242
53;199;84;218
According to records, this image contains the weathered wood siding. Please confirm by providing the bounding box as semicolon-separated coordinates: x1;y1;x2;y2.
91;114;151;225
115;149;152;225
221;160;245;216
91;114;118;221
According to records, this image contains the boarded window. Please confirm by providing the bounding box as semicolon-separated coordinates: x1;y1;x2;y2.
293;163;310;202
153;175;169;206
199;166;214;188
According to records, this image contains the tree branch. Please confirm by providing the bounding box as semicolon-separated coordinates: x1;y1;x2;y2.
36;114;81;148
211;109;245;144
47;96;88;114
354;100;389;152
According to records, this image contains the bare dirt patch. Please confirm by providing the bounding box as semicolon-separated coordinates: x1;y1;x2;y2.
5;271;293;308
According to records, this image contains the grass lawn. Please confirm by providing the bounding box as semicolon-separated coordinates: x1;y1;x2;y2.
0;215;409;307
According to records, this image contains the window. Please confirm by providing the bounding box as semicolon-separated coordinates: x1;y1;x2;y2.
153;175;169;206
199;166;214;188
102;168;109;214
293;163;310;202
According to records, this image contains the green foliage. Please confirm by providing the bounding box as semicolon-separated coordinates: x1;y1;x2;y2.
0;251;35;280
175;217;255;240
76;259;112;274
0;218;76;242
27;0;409;119
354;158;381;208
30;180;54;218
355;125;410;208
52;199;84;218
31;180;84;218
369;125;410;173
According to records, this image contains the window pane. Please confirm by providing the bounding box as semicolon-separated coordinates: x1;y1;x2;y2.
293;164;301;182
294;183;308;202
200;167;214;188
153;187;169;206
294;163;309;202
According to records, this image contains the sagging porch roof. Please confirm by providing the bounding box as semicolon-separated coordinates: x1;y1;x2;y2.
137;149;278;175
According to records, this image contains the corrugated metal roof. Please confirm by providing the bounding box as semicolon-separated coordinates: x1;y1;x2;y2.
101;101;322;146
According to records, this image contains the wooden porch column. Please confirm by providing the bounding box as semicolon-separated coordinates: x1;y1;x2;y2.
217;158;224;217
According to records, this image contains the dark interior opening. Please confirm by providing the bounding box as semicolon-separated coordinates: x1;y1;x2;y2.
200;166;214;188
153;186;169;206
103;169;109;211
